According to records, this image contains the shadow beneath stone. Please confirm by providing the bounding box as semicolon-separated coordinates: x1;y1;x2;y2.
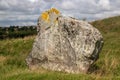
87;64;100;74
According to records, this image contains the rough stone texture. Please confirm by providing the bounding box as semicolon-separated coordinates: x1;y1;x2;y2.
26;8;103;73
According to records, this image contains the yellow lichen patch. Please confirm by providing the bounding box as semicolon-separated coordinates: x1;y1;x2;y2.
50;8;60;14
41;8;60;22
41;12;49;22
54;19;58;24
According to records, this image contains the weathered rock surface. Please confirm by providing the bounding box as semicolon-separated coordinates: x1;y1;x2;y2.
26;8;103;73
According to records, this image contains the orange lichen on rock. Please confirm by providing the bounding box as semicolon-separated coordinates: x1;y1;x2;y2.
50;8;60;14
41;12;49;22
41;8;60;22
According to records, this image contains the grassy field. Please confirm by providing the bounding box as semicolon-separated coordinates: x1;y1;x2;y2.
0;16;120;80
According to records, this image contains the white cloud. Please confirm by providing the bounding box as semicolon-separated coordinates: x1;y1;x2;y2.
98;0;111;10
0;0;120;26
52;0;120;20
61;1;76;10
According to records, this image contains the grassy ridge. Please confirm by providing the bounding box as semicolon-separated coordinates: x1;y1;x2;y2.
0;16;120;80
91;16;120;78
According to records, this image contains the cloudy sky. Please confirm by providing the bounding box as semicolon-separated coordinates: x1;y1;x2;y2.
0;0;120;27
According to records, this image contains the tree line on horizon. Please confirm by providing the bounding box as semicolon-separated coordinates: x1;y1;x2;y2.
0;26;37;39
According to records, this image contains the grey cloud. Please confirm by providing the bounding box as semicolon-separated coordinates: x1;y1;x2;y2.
0;0;120;26
52;0;120;20
0;0;41;26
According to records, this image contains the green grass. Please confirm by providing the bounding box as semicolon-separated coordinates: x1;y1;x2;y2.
0;16;120;80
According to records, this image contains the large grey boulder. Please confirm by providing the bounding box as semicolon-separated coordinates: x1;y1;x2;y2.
26;8;103;73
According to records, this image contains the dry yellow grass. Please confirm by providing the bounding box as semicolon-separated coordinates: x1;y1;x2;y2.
0;56;7;62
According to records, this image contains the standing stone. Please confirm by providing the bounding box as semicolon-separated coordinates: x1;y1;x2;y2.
26;8;103;73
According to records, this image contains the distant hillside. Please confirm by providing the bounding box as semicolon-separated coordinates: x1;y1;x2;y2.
91;16;120;33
